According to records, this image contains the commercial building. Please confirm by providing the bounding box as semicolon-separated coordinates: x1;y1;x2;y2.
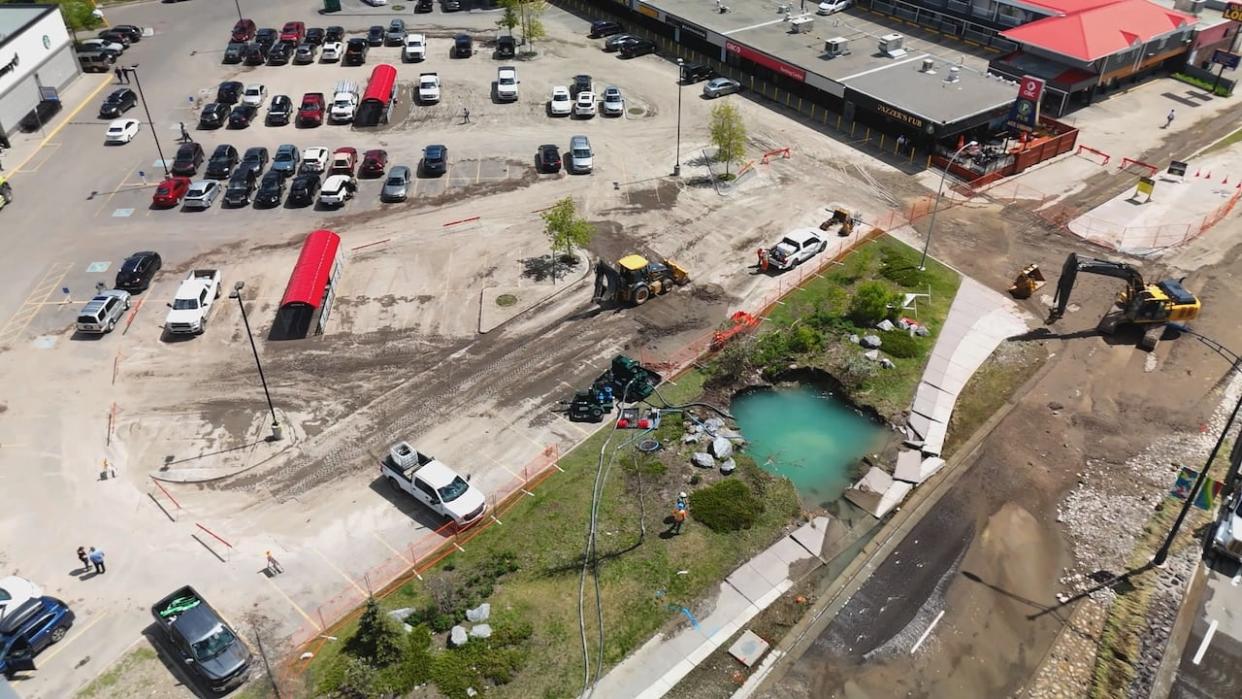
0;4;79;139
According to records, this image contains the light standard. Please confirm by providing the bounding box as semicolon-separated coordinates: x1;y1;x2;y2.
919;139;977;270
1152;323;1241;566
233;0;243;22
674;58;684;177
121;65;170;179
229;281;282;442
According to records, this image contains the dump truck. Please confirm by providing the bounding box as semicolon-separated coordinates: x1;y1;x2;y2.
593;254;688;306
380;442;487;527
164;269;221;335
151;586;252;693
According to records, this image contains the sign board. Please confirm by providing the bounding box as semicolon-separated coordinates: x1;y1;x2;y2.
725;40;806;82
1167;160;1188;177
1171;466;1223;510
1213;49;1241;70
1006;75;1044;131
1224;2;1242;21
1136;177;1155;198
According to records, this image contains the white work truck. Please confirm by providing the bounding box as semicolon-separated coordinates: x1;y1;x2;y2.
417;73;440;104
330;80;360;123
760;228;828;271
403;34;426;62
380;442;487;527
164;269;221;335
496;66;518;101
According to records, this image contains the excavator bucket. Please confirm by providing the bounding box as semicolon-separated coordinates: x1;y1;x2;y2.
1009;264;1046;299
663;259;690;285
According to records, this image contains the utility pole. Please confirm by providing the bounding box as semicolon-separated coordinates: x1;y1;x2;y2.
229;281;282;441
122;65;170;178
674;59;684;177
919;140;976;270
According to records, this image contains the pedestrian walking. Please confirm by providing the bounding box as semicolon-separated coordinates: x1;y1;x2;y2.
76;546;89;572
88;547;105;574
179;121;190;143
115;67;124;84
265;551;283;575
462;106;471;124
1165;109;1175;129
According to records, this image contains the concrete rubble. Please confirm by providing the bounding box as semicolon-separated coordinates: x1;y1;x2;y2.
844;466;911;518
450;625;469;647
894;449;945;485
466;602;490;623
720;458;736;474
861;334;882;349
469;624;493;638
710;436;734;459
692;452;716;468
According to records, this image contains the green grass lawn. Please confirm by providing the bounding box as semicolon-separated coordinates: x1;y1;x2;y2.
297;370;801;699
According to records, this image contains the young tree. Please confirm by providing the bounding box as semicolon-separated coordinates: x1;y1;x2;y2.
848;281;899;325
541;196;594;283
708;102;747;176
496;0;520;34
346;597;403;667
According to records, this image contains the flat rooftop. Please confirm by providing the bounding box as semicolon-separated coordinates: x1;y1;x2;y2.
648;0;1020;124
0;4;52;41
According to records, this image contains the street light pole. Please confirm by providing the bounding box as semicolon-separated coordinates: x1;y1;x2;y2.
674;58;684;177
919;139;977;271
123;65;170;179
229;281;283;441
234;0;243;22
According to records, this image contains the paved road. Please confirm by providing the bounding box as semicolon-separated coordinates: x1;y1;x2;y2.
1169;553;1242;699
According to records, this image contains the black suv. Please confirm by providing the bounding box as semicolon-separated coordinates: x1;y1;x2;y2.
228;104;258;128
205;144;239;179
571;74;593;98
170;142;205;176
325;26;345;42
238;147;269;178
589;20;623;38
98;88;136;118
199;102;229;129
115;251;162;293
267;42;293;65
288;174;321;207
619;39;656;58
223;170;258;206
681;63;714;83
243;43;268;65
216;81;243;104
415;0;433;11
306;27;326;45
255;28;279;50
453;34;473;58
223;42;246;64
267;95;293;125
254;172;286;208
367;26;385;46
422;144;448;176
345;38;369;65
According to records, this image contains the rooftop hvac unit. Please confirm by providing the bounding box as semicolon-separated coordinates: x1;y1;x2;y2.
920;58;935;73
790;16;814;33
944;65;961;83
879;33;906;58
825;36;850;57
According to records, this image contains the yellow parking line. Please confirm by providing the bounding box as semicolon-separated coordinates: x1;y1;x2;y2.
106;164;142;206
479;450;525;480
311;547;367;596
263;575;322;631
39;611;110;664
0;261;75;345
371;532;412;564
5;75;113;179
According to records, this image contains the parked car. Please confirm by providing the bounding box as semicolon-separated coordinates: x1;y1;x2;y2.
288;173;322;207
703;77;741;98
601;86;624;116
306;27;326;45
255;28;279;50
76;50;115;73
421;144;448;176
604;34;639;52
381;165;411;202
222;42;246;64
330;147;358;175
537;144;562;173
568;135;593;174
453;34;472;58
197;102;227;129
171;143;205;176
496;35;516;58
18;101;61;132
271;144;301;177
114;251;163;292
238;146;269;178
75;290;131;334
297;93;326;126
267;95;293;125
112;24;144;43
444;0;462;10
300;146;329;173
294;43;317;64
216;81;243;105
761;229;828;270
619;39;656;58
549;86;572;116
243;43;268;65
0;578;42;621
325;25;345;42
204;144;239;179
152;176;192;208
570;74;593;98
105;118;140;144
318;174;357;207
681;63;714;83
182;180;221;209
231;18;256;42
98;88;136;118
0;596;76;677
254;172;286;208
98;30;133;47
386;19;407;45
151;586;251;693
223;170;258;206
381;442;488;527
267;41;293;65
77;38;124;56
403;33;426;62
228;104;258;128
280;21;305;44
415;0;433;11
344;38;369;65
320;40;343;61
496;66;519;101
573;92;597;118
589;20;623;38
360;149;389;178
367;25;385;46
817;0;853;13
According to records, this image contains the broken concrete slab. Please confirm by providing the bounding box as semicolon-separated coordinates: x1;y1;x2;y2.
710;436;733;459
466;602;490;623
692;452;715;468
450;626;469;647
895;451;946;484
470;624;493;638
876;481;913;518
790;516;831;556
729;630;771;668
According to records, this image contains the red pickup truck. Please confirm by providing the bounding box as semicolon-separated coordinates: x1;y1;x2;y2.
279;21;305;44
297;92;325;127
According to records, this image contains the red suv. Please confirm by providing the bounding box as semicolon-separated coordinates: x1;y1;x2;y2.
280;21;305;44
297;92;325;127
152;176;192;208
231;19;256;42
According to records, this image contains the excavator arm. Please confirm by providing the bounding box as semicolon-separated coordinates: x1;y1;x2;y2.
1048;253;1146;323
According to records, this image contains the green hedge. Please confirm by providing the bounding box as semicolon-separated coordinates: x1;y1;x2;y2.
689;479;763;532
1172;73;1232;97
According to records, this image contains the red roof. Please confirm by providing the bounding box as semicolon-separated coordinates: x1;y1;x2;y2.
1001;0;1194;61
1010;0;1125;16
280;229;341;309
361;64;398;106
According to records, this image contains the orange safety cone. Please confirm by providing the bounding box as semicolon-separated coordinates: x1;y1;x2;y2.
1194;169;1200;177
1224;175;1230;184
1205;171;1212;179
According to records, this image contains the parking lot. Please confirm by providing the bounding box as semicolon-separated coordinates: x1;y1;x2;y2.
0;0;925;695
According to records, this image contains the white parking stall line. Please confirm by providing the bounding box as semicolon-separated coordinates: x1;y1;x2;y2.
910;610;945;654
1192;619;1218;665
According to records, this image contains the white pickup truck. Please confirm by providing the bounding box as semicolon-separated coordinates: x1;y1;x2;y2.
403;33;426;62
760;228;828;271
330;81;360;123
164;269;221;335
496;66;518;101
417;73;440;104
380;441;487;527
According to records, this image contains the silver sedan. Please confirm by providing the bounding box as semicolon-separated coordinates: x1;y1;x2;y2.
702;77;742;98
381;165;411;202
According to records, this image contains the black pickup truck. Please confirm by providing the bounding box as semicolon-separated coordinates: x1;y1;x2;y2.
151;586;252;693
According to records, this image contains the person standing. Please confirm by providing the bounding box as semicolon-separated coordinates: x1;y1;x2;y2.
115;67;124;84
670;506;687;535
76;546;89;572
88;547;106;574
265;551;283;575
462;106;471;124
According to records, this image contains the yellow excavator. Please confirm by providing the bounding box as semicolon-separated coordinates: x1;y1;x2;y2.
593;254;689;306
1047;252;1200;351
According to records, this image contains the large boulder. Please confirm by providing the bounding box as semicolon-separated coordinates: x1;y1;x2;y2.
466;603;491;623
470;624;493;638
876;319;895;332
450;625;469;647
720;458;737;474
388;608;415;622
710;436;734;459
692;452;716;468
861;335;882;349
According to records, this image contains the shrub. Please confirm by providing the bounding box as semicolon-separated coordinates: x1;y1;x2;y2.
431;613;456;633
807;293;849;331
689;479;763;532
848;281;899;325
838;353;878;390
708;335;756;386
879;331;924;359
752;332;791;370
346;598;403;666
787;324;823;353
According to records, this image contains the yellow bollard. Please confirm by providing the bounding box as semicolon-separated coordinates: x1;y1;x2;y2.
864;127;870;143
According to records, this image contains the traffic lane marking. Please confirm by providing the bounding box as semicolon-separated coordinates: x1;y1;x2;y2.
1192;618;1218;665
263;575;322;632
371;532;412;565
38;610;110;664
5;74;114;179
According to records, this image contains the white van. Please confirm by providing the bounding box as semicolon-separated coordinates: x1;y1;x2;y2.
569;135;593;174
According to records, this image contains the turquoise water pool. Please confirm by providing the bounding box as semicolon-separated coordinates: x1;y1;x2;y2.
731;388;887;507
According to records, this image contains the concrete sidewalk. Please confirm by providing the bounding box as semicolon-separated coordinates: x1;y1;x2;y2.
590;517;831;699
